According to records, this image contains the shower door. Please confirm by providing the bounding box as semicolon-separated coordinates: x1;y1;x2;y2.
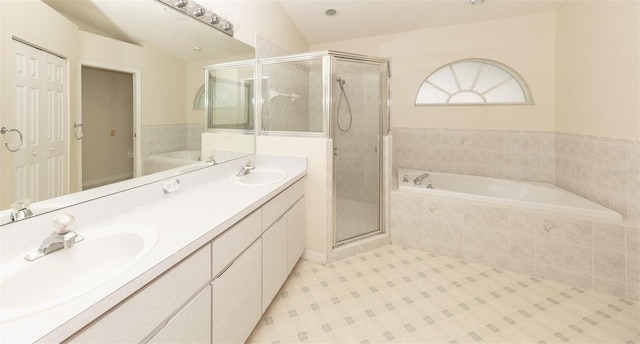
333;58;386;245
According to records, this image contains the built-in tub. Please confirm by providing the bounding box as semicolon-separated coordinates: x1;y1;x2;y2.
397;168;621;223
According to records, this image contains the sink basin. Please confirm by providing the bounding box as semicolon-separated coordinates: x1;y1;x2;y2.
0;224;158;322
230;168;287;186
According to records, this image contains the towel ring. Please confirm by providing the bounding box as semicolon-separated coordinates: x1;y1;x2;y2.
73;123;84;140
1;126;23;152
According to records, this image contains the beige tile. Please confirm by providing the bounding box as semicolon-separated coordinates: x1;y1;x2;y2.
593;223;626;252
563;218;593;247
593;249;626;281
627;225;640;256
563;244;593;275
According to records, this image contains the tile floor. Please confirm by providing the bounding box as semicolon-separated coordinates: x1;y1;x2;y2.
248;244;640;343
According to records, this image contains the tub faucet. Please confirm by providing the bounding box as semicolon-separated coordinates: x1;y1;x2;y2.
236;161;255;177
413;173;430;186
10;199;34;222
24;214;84;262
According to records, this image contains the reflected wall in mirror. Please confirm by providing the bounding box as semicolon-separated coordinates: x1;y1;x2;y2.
0;0;255;225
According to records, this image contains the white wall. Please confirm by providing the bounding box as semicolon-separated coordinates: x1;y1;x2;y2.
312;12;556;132
555;1;640;140
257;136;332;262
200;0;309;54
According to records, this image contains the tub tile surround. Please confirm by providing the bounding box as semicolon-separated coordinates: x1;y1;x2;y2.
0;155;307;343
393;128;640;225
140;123;203;161
556;132;640;224
390;191;640;300
392;128;556;184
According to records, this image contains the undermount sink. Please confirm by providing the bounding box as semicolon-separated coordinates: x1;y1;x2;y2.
0;224;158;322
230;168;287;186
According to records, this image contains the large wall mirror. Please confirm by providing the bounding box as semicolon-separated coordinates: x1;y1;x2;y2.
0;0;255;225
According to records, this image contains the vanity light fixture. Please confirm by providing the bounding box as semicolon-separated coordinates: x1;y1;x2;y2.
156;0;235;36
193;7;205;17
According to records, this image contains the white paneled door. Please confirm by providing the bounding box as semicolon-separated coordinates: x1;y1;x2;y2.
13;39;67;203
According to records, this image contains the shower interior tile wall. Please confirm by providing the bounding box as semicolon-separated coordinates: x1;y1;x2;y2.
390;190;640;300
262;60;321;132
335;63;381;205
392;128;556;184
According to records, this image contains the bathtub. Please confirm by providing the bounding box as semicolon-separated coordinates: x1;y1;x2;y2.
143;150;202;175
397;169;622;223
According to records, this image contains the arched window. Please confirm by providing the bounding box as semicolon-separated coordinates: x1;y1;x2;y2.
415;59;533;105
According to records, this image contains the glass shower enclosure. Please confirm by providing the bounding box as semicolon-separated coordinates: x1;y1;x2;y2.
258;51;390;247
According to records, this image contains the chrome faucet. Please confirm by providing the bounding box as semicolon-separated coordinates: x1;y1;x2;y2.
10;199;33;222
413;173;430;185
235;161;255;177
24;214;84;262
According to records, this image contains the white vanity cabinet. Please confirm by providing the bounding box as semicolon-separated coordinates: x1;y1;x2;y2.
63;178;306;344
211;239;262;343
149;285;212;343
262;214;289;311
261;180;305;312
65;244;212;343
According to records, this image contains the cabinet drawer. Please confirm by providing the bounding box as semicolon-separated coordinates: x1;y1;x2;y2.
211;239;262;344
262;178;304;231
149;285;211;343
211;209;262;277
66;244;212;343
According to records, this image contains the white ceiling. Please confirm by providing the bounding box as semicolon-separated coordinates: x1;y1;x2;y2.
278;0;565;45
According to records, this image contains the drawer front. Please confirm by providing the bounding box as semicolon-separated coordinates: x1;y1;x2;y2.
67;244;212;343
262;178;304;231
211;209;262;277
211;239;262;344
149;285;211;343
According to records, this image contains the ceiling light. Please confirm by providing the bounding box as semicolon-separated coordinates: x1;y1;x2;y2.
469;0;484;4
325;8;337;16
193;46;202;51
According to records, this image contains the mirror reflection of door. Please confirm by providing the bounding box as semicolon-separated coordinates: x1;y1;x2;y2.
10;39;67;204
81;66;133;190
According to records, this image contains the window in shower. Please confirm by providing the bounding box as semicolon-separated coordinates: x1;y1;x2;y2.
260;57;324;134
415;59;533;105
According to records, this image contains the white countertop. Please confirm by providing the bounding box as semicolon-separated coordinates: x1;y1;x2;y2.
0;154;306;343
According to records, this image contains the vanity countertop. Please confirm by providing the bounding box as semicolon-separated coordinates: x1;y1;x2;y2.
0;154;306;343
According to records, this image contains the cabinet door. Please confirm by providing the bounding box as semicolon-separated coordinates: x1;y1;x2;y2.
211;239;262;344
262;215;288;313
287;197;305;273
149;286;211;343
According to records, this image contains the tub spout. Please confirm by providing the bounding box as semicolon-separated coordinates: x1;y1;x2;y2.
413;173;430;185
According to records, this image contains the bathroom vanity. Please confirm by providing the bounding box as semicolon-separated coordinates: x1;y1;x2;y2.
0;155;306;343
